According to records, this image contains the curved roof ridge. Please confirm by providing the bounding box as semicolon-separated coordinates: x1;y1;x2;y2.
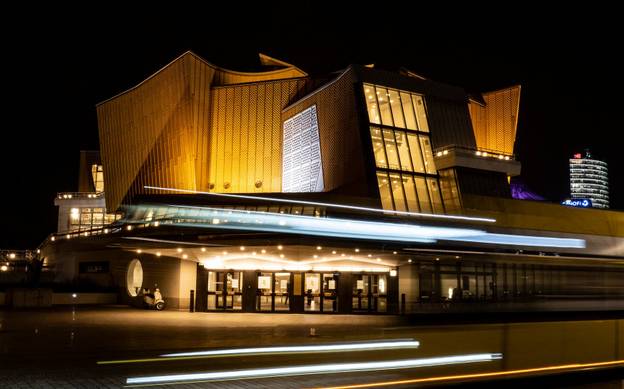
97;50;307;106
258;53;307;75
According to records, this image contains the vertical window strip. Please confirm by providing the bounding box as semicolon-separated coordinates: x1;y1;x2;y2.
370;127;388;169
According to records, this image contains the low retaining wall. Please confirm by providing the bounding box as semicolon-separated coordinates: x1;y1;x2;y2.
52;293;117;305
0;289;117;307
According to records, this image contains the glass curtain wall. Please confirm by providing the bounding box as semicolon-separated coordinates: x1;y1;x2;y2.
364;83;444;214
69;208;121;232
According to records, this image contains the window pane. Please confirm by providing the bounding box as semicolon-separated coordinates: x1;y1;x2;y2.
439;169;461;214
389;173;407;211
376;172;393;210
370;127;387;168
394;131;413;171
363;84;380;124
401;92;417;130
376;86;393;126
388;89;405;128
427;177;445;214
92;213;104;225
383;129;400;170
80;212;92;226
412;95;430;132
95;172;104;192
419;135;436;174
407;133;425;173
402;174;420;212
415;177;432;213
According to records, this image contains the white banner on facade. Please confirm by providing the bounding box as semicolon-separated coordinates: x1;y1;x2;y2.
282;105;324;192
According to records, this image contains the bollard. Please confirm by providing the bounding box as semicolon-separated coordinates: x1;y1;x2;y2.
401;293;406;315
189;290;195;313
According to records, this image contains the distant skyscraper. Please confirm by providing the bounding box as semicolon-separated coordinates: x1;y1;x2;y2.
569;150;609;209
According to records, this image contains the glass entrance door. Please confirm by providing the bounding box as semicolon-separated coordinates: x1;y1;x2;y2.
322;273;338;312
257;272;273;311
207;271;243;311
305;273;338;313
256;272;291;312
305;273;321;312
352;274;387;313
274;273;291;311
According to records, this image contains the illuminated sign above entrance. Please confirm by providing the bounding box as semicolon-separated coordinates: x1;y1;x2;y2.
561;199;592;208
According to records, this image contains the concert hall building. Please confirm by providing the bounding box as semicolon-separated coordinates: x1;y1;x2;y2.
42;51;624;313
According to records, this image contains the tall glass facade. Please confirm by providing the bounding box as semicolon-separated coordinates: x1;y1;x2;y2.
364;83;444;214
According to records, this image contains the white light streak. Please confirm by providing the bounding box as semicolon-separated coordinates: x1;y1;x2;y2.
143;185;496;223
450;233;586;248
161;339;420;358
122;205;587;249
126;353;502;384
130;205;483;244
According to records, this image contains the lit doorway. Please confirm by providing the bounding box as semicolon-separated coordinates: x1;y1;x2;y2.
256;272;291;312
206;271;243;310
352;274;388;313
304;273;338;313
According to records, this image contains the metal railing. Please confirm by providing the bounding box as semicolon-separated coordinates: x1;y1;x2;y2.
1;249;38;262
56;192;104;200
433;144;515;160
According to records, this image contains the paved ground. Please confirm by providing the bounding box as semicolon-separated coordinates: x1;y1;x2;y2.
1;306;623;388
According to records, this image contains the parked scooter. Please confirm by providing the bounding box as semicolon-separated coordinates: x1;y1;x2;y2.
142;287;165;310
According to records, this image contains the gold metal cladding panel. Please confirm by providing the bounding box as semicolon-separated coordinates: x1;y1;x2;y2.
97;54;218;210
193;58;213;192
213;67;306;86
246;84;258;192
239;86;250;193
281;69;367;194
231;87;242;193
256;82;264;191
206;78;306;194
469;85;521;155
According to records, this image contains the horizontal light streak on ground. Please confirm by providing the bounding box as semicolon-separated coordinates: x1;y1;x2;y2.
125;353;502;385
100;339;419;365
143;185;496;223
162;340;421;357
316;359;624;389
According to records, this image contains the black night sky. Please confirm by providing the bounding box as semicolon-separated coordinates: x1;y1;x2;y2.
1;8;622;248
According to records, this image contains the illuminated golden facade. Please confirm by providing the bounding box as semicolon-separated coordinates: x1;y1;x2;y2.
97;52;309;211
468;86;521;155
97;52;523;215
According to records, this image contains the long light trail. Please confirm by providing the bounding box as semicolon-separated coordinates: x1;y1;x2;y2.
316;359;624;389
98;339;420;365
162;339;420;357
449;233;586;249
143;185;496;223
125;204;484;243
125;353;502;385
123;204;586;248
